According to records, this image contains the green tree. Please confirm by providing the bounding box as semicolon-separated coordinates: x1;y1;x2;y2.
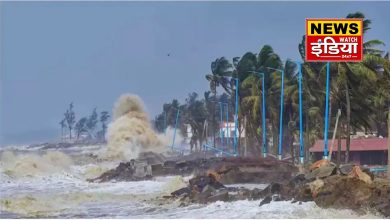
297;12;389;162
154;114;166;133
234;52;260;154
154;99;184;134
240;46;285;155
331;12;389;162
256;46;284;155
183;92;208;151
203;91;216;142
205;57;233;146
370;53;390;137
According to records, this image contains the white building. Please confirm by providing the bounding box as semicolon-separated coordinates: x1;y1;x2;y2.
219;122;245;138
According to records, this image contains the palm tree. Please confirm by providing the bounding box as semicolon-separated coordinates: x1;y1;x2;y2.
387;108;390;179
232;52;257;153
256;46;283;155
365;53;390;137
299;36;328;155
206;57;233;146
193;11;389;162
334;12;389;163
183;92;208;151
237;46;284;155
299;12;389;163
241;73;262;155
278;60;299;161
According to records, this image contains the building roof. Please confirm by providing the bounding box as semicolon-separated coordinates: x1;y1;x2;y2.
309;138;388;152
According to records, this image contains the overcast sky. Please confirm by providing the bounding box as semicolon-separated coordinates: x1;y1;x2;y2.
1;1;389;146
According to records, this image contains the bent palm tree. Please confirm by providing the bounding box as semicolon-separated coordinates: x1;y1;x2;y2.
205;57;233;147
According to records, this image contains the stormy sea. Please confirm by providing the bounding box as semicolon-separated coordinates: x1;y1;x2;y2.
0;94;382;218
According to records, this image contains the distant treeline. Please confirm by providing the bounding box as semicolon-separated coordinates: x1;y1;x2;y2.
59;103;110;141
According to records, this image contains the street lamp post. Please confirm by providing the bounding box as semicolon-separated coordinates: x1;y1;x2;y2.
296;62;305;164
323;62;331;159
261;74;267;158
235;78;239;156
225;102;229;148
268;67;285;160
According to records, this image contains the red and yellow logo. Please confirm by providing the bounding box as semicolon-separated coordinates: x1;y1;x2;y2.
305;19;363;62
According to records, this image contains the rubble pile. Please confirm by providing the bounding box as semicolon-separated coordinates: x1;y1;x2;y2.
167;160;390;217
90;154;297;184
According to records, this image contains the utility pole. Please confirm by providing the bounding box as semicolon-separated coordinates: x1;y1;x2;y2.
323;62;331;160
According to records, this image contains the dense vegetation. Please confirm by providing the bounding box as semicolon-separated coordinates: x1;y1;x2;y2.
60;103;110;142
153;12;390;162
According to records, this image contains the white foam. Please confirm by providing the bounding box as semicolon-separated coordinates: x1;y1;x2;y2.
226;183;268;190
1;168;383;219
129;200;382;219
0;144;30;151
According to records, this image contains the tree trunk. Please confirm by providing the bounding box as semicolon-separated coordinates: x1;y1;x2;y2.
69;127;72;140
387;108;389;179
337;121;342;168
248;116;262;156
345;81;351;163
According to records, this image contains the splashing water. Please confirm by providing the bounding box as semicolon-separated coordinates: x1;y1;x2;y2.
0;170;383;218
0;151;73;178
1;93;383;218
0;93;181;179
103;93;177;161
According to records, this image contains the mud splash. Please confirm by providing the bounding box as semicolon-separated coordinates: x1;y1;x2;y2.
103;93;178;161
